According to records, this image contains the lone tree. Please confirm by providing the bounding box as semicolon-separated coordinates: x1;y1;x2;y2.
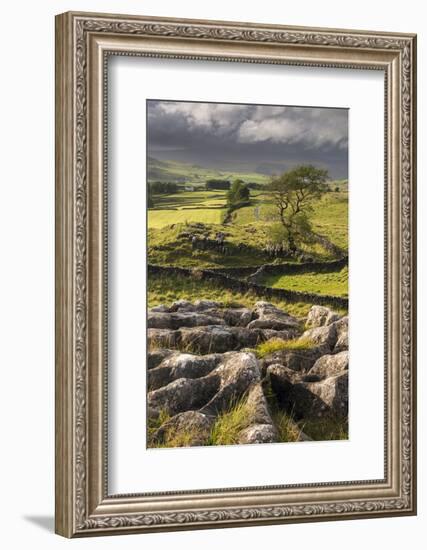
267;164;329;254
227;179;250;207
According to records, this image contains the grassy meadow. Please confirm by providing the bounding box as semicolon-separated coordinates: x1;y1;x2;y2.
260;266;349;298
147;157;348;307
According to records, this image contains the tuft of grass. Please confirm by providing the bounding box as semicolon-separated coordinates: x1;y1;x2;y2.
254;337;314;358
208;398;252;446
147;409;209;448
300;414;348;441
147;409;171;442
157;427;207;448
273;410;303;443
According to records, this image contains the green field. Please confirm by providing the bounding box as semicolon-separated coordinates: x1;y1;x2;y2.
148;156;270;186
259;266;348;298
148;271;317;318
147;159;348;302
148;190;227;228
148;183;348;253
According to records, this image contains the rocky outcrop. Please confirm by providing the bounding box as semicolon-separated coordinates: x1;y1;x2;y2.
300;323;338;351
147;349;176;370
148;352;223;391
333;316;349;353
260;346;326;375
148;311;225;330
148;352;260;418
147;302;349;448
151;411;214;447
148;325;301;354
148;301;301;354
267;361;348;419
238;424;277;444
247;302;301;331
309;351;349;380
305;305;341;328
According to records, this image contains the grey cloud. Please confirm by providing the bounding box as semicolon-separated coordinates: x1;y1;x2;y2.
147;100;348;179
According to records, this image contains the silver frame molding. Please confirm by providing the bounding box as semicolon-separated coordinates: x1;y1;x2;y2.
55;11;417;538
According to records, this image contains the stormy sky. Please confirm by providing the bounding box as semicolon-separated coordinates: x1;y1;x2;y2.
147;100;348;179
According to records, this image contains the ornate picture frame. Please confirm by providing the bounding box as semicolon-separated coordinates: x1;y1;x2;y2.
55;11;417;537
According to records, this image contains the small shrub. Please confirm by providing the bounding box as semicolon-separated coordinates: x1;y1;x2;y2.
208;397;252;446
255;337;314;358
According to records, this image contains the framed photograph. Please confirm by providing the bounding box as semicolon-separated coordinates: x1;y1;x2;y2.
55;11;417;537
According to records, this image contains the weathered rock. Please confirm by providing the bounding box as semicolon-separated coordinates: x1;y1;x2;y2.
305;305;341;328
179;325;235;354
245;383;274;425
306;372;348;416
148;328;180;350
148;352;261;418
267;364;330;419
175;325;297;354
309;351;349;380
261;328;300;341
229;327;264;348
300;323;337;351
333;316;349;352
268;363;348;418
148;311;225;330
151;411;214;447
248;302;301;331
148;375;220;417
148;353;223;390
231;327;296;350
194;299;222;311
237;424;278;444
200;352;261;416
147;349;176;370
146;301;349;446
169;299;196;312
260;346;325;375
334;316;348;336
150;304;171;313
221;308;253;327
334;331;348;353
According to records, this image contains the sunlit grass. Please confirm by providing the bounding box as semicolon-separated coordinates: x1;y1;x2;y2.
208;398;252;446
148;208;225;228
254;337;314;358
273;410;303;442
148;272;313;318
261;267;348;298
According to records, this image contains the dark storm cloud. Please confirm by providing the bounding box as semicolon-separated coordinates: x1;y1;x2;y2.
147;100;348;179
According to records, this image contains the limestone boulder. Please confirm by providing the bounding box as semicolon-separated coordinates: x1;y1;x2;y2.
147;328;180;350
179;325;235;354
300;323;338;351
309;351;349;380
237;424;278;444
148;311;225;330
247;302;301;332
148;352;223;390
147;349;176;370
151;411;214;447
305;305;341;328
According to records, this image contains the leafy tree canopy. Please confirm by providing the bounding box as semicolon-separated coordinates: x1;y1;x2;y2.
227;179;250;206
267;165;329;253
